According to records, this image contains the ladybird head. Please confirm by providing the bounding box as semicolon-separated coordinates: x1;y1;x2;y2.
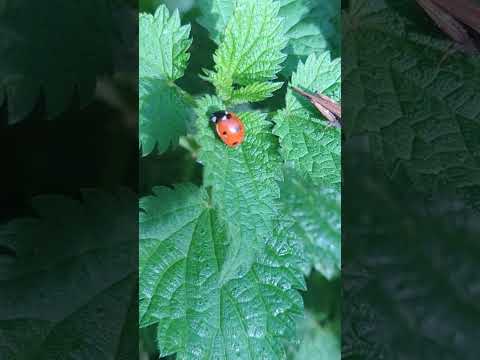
210;110;230;123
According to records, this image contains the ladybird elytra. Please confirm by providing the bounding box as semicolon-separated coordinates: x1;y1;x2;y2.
210;111;245;148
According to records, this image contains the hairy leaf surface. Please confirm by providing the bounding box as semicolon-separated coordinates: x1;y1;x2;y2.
274;53;341;187
204;0;288;103
139;184;305;359
140;5;192;80
280;170;341;279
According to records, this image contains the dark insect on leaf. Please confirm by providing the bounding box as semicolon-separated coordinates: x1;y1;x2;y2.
291;86;342;127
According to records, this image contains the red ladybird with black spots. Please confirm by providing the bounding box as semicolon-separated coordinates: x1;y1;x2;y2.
210;111;245;148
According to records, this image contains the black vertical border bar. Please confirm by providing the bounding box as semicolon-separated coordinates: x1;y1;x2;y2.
0;1;139;358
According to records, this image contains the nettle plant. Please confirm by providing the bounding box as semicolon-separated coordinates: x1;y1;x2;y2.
139;1;340;359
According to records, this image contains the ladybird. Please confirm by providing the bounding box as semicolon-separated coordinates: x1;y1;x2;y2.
210;111;245;148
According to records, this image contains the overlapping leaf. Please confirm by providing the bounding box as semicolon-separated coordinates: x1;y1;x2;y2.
288;311;340;360
280;0;341;74
0;189;137;358
139;78;191;155
139;184;305;359
280;170;340;279
197;0;236;43
0;0;114;124
139;5;193;155
274;53;341;188
139;5;192;80
203;0;288;103
195;95;283;278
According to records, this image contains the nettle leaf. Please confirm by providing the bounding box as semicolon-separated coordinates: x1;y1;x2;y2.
344;0;480;203
288;312;340;360
139;4;193;156
287;52;341;113
280;169;341;279
139;184;305;359
140;5;192;80
198;0;340;75
0;1;114;124
280;0;341;74
195;95;283;279
204;0;288;104
139;78;191;155
0;189;137;359
197;0;236;44
274;53;341;187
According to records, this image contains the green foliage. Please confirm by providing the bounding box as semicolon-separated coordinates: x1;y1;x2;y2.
140;184;304;359
198;0;341;74
343;0;480;202
280;170;340;279
274;53;341;188
140;5;192;80
195;96;283;278
0;1;114;124
139;78;191;155
139;5;193;155
140;1;341;359
0;190;137;358
280;0;341;73
289;312;340;360
202;0;288;103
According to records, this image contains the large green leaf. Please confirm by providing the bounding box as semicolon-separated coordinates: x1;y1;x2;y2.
139;184;305;359
195;95;283;278
273;53;341;188
0;189;137;359
203;0;287;103
0;0;114;124
139;5;192;80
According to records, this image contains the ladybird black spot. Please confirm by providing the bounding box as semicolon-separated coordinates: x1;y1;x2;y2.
226;113;232;119
232;141;238;146
222;131;227;135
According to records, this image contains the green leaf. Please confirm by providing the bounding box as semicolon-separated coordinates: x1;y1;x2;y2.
139;78;191;155
198;0;341;74
274;53;341;187
139;184;305;359
288;312;340;360
343;0;480;202
0;1;114;124
280;0;341;74
195;95;283;278
274;109;341;187
204;0;288;104
197;0;236;43
287;52;341;113
139;5;192;80
280;170;341;279
0;189;137;358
